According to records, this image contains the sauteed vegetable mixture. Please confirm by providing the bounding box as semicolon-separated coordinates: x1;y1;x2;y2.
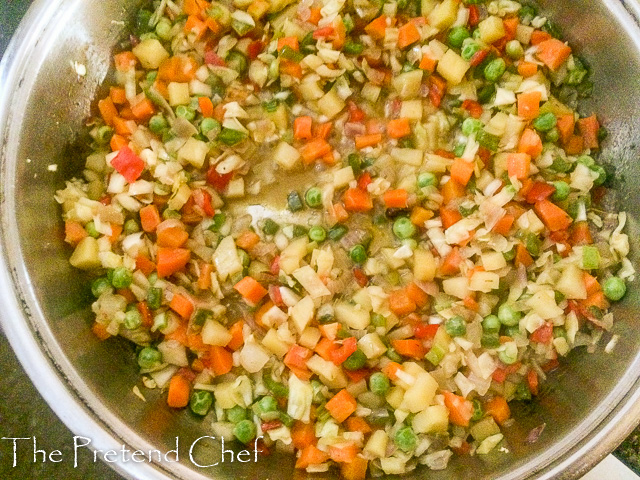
56;0;635;475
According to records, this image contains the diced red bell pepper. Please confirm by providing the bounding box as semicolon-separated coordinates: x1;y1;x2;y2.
414;323;440;340
192;188;215;216
206;166;234;192
110;146;144;183
525;181;556;204
330;337;358;365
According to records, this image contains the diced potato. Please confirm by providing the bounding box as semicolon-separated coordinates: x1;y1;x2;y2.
469;271;500;293
317;88;346;119
268;103;289;131
516;209;545;234
556;264;587;300
262;329;292;357
225;177;245;198
132;38;169;69
400;99;423;121
477;433;504;455
279;237;308;274
392;70;423;100
299;327;321;349
553;336;570;356
239;342;271;373
412;405;449;433
293;265;331;298
157;340;189;366
167;82;190;106
478;16;506;44
358;333;387;359
382;248;405;269
442;276;470;299
421;0;438;16
391;147;423;166
469;416;501;441
380;457;406;475
306;354;348;388
299;79;324;101
361;82;381;103
273;141;301;170
201;319;232;346
214;235;242;280
437;49;470;85
261;304;289;327
167;184;191;211
413;248;437;281
481;251;507;271
427;0;460;30
527;289;564;319
335;302;370;329
290;295;315;332
69;237;101;270
364;430;389;459
400;372;438;412
178;137;208;168
333;166;355;189
385;386;405;409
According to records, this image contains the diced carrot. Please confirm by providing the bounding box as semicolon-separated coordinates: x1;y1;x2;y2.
207;345;234;375
136;301;153;327
443;391;473;427
227;320;245;351
110;86;127;104
485;395;511;425
187;331;207;352
236;230;260;250
325;389;357;423
340;455;368;480
212;103;225;122
440;207;462;229
556;114;575;143
517;61;538;78
234;276;268;304
584;271;601;296
441;178;466;205
167;374;191;408
294;116;313;140
365;15;389;40
280;59;303;78
492;214;514;235
582;290;608;310
183;0;209;15
278;36;299;52
536;38;572;71
157;226;189;248
345;416;372;434
503;16;519;41
530;30;552;45
170;293;194;320
461;99;483;119
197;262;213;290
410;206;433;226
91;322;111;341
450;158;475;186
530;321;553;344
387;118;411;139
110;134;128;151
291;421;317;450
383;188;409;208
329;443;359;463
205;17;221;34
391;339;427;359
64;220;88;245
300;138;332;163
406;282;429;308
355;133;382;149
463;295;479;311
139;204;161;232
506;152;531;180
295;445;329;469
119;105;135;120
343;188;373;212
114;51;137;72
419;53;437;72
254;300;274;328
112;116;135;136
578;114;600;150
428;74;447;107
98;97;118;126
315;337;340;361
156;247;191;278
397;21;421;49
518;128;543;158
564;134;584;155
198;96;214;118
382;361;402;381
158;55;199;82
388;289;417;316
527;369;539;396
163;319;188;345
314;122;333;140
517;91;542;120
107;224;123;244
285;344;313;371
514;243;534;267
440;247;463;276
534;200;572;232
307;7;322;25
570;221;593;246
184;14;208;39
332;202;349;222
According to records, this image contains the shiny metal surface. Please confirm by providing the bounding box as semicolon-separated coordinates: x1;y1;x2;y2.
1;1;640;479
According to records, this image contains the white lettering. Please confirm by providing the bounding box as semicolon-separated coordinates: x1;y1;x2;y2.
2;437;30;467
188;436;218;467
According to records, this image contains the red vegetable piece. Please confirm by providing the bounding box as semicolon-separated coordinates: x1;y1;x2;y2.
110;146;144;183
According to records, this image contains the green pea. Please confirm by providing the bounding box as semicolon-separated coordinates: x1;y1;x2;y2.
111;266;133;289
369;372;390;396
386;347;403;363
257;395;278;413
553;326;568;341
343;349;367;371
551;181;570;201
137;347;162;369
84;221;99;238
155;17;173;40
305;187;323;208
498;342;518;365
91;277;112;298
200;117;220;136
525;232;541;257
124;219;140;234
481;332;501;348
147;286;163;310
287;191;304;212
95;125;113;145
471;398;484;421
394;426;418;453
505;40;524;59
227;405;248;423
484;58;506;82
292;225;308;237
308;226;326;242
445;315;467;337
448;26;470;49
417;172;437;188
461;42;480;61
209;213;226;232
343;41;364;55
393;217;416;239
349;244;367;264
461;118;483;136
532;112;557;132
328;224;348;241
482;314;501;333
514;381;532;401
176;105;196;121
149;114;168;134
590;164;607;186
262;218;279;235
217;128;246;146
503;325;521;338
233;419;257;444
545;127;560;143
603;276;626;301
551;156;572;173
190;390;213;416
124;308;142;329
453;143;466;157
498;304;521;326
577;154;595;167
503;247;516;262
